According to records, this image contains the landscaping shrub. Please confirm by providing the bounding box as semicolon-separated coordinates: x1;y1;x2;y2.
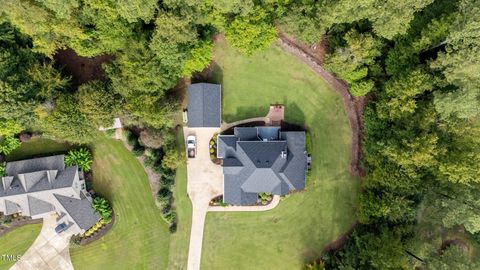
0;136;21;155
104;129;116;138
160;174;175;188
125;130;138;147
305;132;313;154
258;192;273;205
157;187;173;206
169;222;177;233
92;196;113;223
161;149;185;170
0;162;5;177
164;210;177;224
132;144;145;156
65;148;93;172
144;148;164;169
0;215;12;227
70;235;82;248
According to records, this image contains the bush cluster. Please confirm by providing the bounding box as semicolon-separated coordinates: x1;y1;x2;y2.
128;127;180;233
156;167;178;232
65;148;93;172
125;130;145;156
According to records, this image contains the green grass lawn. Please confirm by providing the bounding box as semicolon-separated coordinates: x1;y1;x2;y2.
199;39;360;269
167;132;193;270
70;136;170;269
0;224;42;270
6;138;72;161
6;135;171;269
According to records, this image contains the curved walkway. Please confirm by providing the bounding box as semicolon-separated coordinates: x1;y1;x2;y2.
208;195;280;212
10;213;74;270
221;117;267;132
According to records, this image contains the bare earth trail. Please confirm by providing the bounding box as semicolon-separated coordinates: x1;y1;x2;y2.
278;35;366;177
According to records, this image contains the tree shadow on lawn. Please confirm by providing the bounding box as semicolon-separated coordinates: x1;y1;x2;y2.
192;60;223;85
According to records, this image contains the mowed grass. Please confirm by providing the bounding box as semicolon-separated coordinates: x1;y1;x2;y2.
200;40;360;269
6;138;72;161
70;136;170;269
6;136;171;269
0;224;42;270
167;132;193;270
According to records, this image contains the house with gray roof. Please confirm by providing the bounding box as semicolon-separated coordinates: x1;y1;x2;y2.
0;155;100;234
187;83;221;128
217;126;308;205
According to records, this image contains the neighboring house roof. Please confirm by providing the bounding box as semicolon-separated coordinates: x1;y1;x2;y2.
187;83;221;127
218;127;308;205
54;193;100;230
6;155;65;176
0;155;100;234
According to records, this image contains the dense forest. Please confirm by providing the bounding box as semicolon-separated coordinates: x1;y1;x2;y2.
0;0;479;269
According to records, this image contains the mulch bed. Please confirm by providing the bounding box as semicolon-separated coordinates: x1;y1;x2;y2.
277;34;366;177
78;214;115;246
0;216;42;237
53;48;114;86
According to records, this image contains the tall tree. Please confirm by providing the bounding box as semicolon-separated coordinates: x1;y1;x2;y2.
432;0;480;119
325;29;383;96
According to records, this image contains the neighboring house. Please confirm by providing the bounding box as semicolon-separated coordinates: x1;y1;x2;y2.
217;126;308;205
0;155;100;234
187;83;222;128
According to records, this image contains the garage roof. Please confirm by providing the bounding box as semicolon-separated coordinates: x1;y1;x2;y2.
187;83;221;128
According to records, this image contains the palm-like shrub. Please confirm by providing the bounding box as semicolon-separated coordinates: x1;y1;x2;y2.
258;192;273;205
0;163;5;177
0;136;21;155
65;148;93;172
92;197;113;223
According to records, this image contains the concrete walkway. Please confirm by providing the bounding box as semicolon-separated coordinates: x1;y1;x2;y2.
208;195;280;212
184;127;282;270
220;117;266;132
184;127;223;270
10;213;74;270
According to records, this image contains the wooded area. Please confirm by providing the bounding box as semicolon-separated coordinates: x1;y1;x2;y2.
0;0;479;269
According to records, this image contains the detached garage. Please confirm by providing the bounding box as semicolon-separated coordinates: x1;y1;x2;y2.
187;83;222;128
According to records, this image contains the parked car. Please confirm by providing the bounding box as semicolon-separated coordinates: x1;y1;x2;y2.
55;222;68;234
187;135;196;158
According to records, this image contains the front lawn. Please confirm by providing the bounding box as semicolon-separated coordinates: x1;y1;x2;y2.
200;39;360;269
70;136;170;269
6;136;171;269
0;223;42;269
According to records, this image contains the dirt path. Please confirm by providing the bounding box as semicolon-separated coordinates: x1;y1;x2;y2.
54;48;113;86
277;36;366;177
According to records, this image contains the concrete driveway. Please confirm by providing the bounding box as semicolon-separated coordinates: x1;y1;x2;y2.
184;127;223;270
10;213;74;270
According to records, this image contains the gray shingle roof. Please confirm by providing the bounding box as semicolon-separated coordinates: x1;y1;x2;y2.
187;83;221;127
0;155;99;233
4;200;20;215
28;195;55;216
6;155;65;176
54;193;100;230
217;135;237;158
220;127;308;205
